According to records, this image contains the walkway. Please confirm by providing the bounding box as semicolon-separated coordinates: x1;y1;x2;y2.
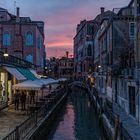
0;104;28;140
113;103;140;140
0;85;59;140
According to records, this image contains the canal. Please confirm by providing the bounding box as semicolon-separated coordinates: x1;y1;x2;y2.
46;88;105;140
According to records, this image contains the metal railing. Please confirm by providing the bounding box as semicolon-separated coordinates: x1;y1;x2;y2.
0;51;37;69
3;88;66;140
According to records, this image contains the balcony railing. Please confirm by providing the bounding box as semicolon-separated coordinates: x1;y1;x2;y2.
0;51;37;69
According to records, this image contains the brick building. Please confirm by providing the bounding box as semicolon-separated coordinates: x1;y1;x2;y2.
0;7;46;73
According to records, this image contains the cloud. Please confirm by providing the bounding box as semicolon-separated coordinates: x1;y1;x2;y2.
46;46;73;58
0;0;130;58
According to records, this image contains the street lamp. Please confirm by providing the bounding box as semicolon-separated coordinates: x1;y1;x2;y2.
0;48;9;57
3;53;9;57
98;65;101;68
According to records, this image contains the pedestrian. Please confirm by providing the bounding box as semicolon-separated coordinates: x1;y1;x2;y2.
14;90;20;110
30;90;35;104
20;92;26;110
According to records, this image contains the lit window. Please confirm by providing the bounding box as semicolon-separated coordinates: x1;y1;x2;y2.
26;54;33;63
26;31;33;46
3;32;11;46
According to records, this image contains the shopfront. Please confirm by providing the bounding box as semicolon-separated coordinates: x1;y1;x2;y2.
0;69;8;103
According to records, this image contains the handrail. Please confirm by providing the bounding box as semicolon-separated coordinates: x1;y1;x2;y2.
0;51;38;69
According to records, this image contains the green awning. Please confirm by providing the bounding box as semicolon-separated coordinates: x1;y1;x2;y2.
17;68;37;80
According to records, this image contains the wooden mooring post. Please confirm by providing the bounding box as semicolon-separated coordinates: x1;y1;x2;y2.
114;115;120;140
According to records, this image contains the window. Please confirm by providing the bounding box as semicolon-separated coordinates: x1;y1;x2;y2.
26;31;33;46
37;37;43;49
129;22;135;38
137;0;140;14
87;44;92;56
3;32;11;46
26;54;33;63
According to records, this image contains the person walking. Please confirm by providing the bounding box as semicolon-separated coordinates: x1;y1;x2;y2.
14;90;20;110
20;92;26;110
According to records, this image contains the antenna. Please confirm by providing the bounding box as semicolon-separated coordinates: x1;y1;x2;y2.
14;1;16;15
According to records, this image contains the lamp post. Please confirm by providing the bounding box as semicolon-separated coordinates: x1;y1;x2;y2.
0;48;9;57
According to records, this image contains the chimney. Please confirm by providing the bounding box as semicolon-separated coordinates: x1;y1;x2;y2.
101;7;105;14
16;7;20;22
66;51;69;58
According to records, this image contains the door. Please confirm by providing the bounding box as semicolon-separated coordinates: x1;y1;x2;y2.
129;86;136;117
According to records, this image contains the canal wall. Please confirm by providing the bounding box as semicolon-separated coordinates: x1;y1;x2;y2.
88;88;115;140
24;91;68;140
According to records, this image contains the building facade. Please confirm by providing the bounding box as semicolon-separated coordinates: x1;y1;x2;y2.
58;52;74;80
94;0;140;121
74;8;115;80
74;20;99;79
0;7;46;73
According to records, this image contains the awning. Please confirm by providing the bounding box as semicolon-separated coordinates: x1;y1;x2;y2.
56;78;67;82
17;68;37;81
4;66;27;81
29;69;40;79
13;80;44;90
39;78;58;85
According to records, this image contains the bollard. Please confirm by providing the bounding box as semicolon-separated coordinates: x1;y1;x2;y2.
114;115;120;140
120;122;123;140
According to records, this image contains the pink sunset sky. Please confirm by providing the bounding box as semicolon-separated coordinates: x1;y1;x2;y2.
0;0;130;58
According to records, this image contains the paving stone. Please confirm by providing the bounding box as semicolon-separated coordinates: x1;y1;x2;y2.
0;104;28;139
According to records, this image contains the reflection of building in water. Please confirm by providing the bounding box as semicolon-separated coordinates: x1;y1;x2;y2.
71;90;101;140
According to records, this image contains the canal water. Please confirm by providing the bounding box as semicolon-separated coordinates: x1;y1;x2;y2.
47;88;105;140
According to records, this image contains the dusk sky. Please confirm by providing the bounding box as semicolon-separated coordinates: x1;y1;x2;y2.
0;0;130;58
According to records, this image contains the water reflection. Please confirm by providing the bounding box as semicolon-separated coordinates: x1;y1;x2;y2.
49;89;103;140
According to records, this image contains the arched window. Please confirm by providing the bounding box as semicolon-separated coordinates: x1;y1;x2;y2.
26;31;33;46
26;54;33;63
87;44;92;56
3;31;11;46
